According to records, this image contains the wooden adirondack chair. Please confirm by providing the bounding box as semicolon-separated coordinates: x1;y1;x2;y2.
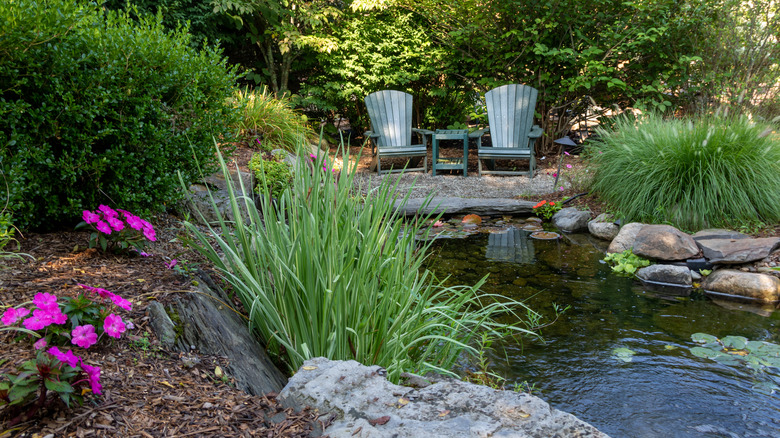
364;90;432;174
469;84;543;177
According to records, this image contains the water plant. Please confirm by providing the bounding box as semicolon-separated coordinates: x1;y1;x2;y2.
603;250;651;276
588;113;780;231
181;142;541;382
689;333;780;374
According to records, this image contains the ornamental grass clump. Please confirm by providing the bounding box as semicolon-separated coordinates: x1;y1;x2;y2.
231;87;314;153
588;113;780;231
181;142;540;382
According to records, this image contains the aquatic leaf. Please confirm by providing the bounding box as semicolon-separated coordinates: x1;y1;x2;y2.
691;333;718;344
462;214;482;224
664;345;678;350
721;336;748;350
690;346;720;359
745;341;765;353
612;347;636;362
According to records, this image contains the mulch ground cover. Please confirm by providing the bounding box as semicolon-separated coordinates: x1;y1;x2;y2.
0;214;324;437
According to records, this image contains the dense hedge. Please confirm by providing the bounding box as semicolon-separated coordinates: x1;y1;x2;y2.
0;0;240;231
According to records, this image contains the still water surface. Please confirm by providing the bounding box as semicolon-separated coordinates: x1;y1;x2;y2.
425;227;780;438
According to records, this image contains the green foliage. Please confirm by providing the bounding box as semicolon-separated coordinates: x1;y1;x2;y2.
603;250;651;276
588;113;780;231
532;200;563;221
248;152;293;200
0;0;241;231
232;87;313;152
689;333;780;372
181;141;540;381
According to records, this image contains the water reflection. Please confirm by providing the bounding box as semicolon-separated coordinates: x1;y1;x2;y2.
486;227;535;264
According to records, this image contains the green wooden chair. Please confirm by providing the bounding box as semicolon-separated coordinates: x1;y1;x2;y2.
469;84;543;177
364;90;432;174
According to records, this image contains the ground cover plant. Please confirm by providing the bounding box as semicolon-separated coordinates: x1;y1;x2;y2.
588;113;780;231
182;143;542;382
0;0;240;231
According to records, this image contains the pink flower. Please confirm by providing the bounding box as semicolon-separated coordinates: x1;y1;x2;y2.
33;292;58;312
23;310;50;330
49;309;68;325
559;186;565;191
166;259;177;269
47;346;80;367
2;307;30;325
103;313;126;338
143;226;156;242
125;214;144;231
98;205;118;218
564;151;570;156
47;346;67;362
81;363;102;395
72;325;98;349
95;221;112;235
138;251;151;257
566;164;572;169
107;216;125;232
34;338;48;350
109;293;132;311
552;173;558;178
433;221;444;227
82;210;100;224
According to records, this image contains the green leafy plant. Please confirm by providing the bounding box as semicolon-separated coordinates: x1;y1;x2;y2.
689;333;780;371
0;0;240;231
231;87;314;153
181;141;542;382
589;113;780;231
248;153;293;200
74;206;156;254
603;250;651;276
532;200;562;220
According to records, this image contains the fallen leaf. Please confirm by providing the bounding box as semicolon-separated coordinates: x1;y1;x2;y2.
302;366;318;371
368;416;390;426
158;380;175;389
462;214;482;225
397;397;409;406
214;366;223;377
438;410;450;417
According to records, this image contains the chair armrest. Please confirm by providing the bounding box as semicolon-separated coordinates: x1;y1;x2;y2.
364;130;380;138
411;128;434;136
528;125;543;139
469;127;489;138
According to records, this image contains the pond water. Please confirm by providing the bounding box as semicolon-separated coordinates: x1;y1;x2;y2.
424;222;780;438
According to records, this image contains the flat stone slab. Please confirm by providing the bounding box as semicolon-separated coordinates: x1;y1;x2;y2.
702;269;780;303
394;197;536;216
279;357;609;438
692;228;750;242
696;237;780;264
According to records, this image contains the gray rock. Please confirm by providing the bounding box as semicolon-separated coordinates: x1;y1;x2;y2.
606;222;645;254
702;269;780;303
696;237;780;264
395;197;536;216
180;168;256;226
636;264;693;286
588;214;619;241
552;208;591;233
146;302;177;350
632;224;699;261
692;228;750;241
279;357;609;438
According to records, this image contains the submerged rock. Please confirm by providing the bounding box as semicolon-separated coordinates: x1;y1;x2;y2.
632;225;699;261
279;357;610;438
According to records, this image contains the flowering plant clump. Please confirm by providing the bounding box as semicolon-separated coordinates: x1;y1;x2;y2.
76;205;155;253
0;286;131;423
533;200;562;220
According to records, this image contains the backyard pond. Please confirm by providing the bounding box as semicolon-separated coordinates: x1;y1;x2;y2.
423;218;780;438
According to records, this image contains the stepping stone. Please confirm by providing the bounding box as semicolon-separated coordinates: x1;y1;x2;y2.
692;228;750;242
632;224;699;261
696;237;780;264
394;197;536;216
702;269;780;303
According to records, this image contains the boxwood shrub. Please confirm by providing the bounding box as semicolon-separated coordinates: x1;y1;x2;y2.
0;0;241;231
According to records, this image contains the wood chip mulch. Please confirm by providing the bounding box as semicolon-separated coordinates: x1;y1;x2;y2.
0;215;325;437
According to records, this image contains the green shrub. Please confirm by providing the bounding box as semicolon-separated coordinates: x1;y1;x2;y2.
0;0;240;231
248;152;293;200
588;113;780;231
182;142;540;381
231;87;313;153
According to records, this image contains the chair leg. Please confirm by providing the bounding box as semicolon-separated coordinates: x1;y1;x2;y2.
529;154;535;178
478;159;483;176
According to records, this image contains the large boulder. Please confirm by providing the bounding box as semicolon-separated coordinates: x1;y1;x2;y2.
279;357;610;438
636;264;693;286
632;225;699;261
552;208;591;233
606;222;645;254
695;237;780;265
588;213;619;241
702;269;780;303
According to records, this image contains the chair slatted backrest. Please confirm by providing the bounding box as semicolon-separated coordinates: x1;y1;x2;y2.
485;84;538;149
365;90;413;147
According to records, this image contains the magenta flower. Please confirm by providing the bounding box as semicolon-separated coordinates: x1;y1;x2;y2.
109;294;132;311
166;259;177;269
1;307;30;325
95;221;112;235
81;363;102;395
47;346;80;367
142;226;156;242
47;346;67;362
564;151;570;156
98;205;118;217
107;216;125;232
72;325;98;349
559;186;565;191
49;309;68;325
103;313;126;338
566;164;572;169
33;292;59;312
34;337;48;350
82;210;101;224
125;214;144;231
23;310;50;330
552;173;558;178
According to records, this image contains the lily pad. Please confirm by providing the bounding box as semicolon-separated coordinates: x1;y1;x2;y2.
530;231;560;240
691;333;718;345
612;347;636;362
721;336;748;350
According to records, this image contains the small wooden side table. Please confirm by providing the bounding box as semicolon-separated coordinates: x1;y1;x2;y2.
431;129;469;176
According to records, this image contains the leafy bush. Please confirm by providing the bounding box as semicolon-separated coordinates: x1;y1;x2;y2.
182;142;540;381
247;152;293;200
231;87;313;153
0;0;240;231
588;113;780;231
